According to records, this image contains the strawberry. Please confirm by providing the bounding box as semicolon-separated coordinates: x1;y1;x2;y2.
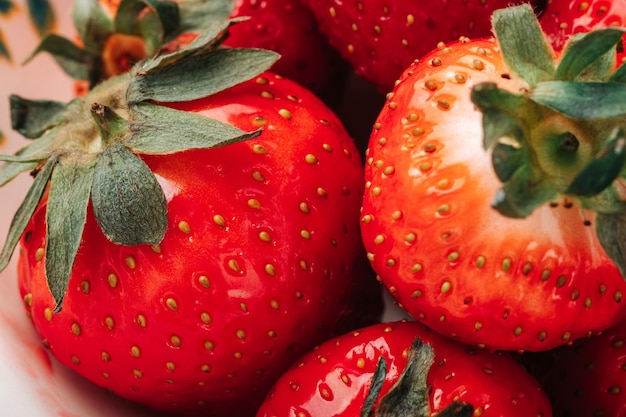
540;0;626;61
301;0;546;92
360;4;626;352
540;320;626;417
256;320;553;417
38;0;347;100
0;18;379;417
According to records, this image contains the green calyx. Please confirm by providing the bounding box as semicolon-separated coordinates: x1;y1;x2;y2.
28;0;235;89
360;338;474;417
0;19;278;312
471;4;626;277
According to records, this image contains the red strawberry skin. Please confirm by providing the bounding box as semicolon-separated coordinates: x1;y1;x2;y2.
360;37;626;352
540;0;626;53
17;72;376;417
256;320;553;417
542;320;626;417
226;0;348;100
301;0;545;91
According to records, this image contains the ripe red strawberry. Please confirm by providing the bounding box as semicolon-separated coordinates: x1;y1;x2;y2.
540;0;626;61
0;19;379;417
256;320;553;417
540;320;626;417
301;0;546;92
360;4;626;352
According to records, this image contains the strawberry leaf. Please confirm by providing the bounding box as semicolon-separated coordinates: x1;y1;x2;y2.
115;0;178;38
72;0;113;51
132;18;234;72
0;0;15;14
375;338;433;416
531;81;626;119
0;162;39;189
471;82;529;150
0;30;10;61
128;47;279;104
492;143;525;182
610;62;626;83
10;95;66;139
0;156;57;272
491;4;555;87
27;0;54;36
360;357;387;417
115;0;179;54
177;0;233;34
566;130;626;197
492;165;558;218
24;34;91;80
0;127;60;166
91;142;167;246
125;103;260;154
555;28;624;82
46;157;97;311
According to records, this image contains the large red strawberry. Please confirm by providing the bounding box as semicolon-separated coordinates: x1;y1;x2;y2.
540;0;626;60
37;0;347;100
256;320;553;417
540;320;626;417
0;17;380;417
301;0;547;92
360;4;626;352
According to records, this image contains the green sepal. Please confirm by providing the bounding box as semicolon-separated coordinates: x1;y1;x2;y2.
115;0;179;54
531;81;626;119
0;161;39;188
0;0;15;14
131;18;235;73
360;357;388;417
91;142;167;246
470;82;529;149
492;165;559;218
128;45;279;104
0;127;60;170
46;156;97;312
492;143;526;182
24;33;91;80
10;95;66;139
0;30;10;60
125;102;260;154
71;0;114;52
375;338;433;417
610;61;626;83
555;28;624;82
0;156;57;272
491;4;555;87
27;0;55;36
596;209;626;280
177;0;233;35
566;130;626;197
